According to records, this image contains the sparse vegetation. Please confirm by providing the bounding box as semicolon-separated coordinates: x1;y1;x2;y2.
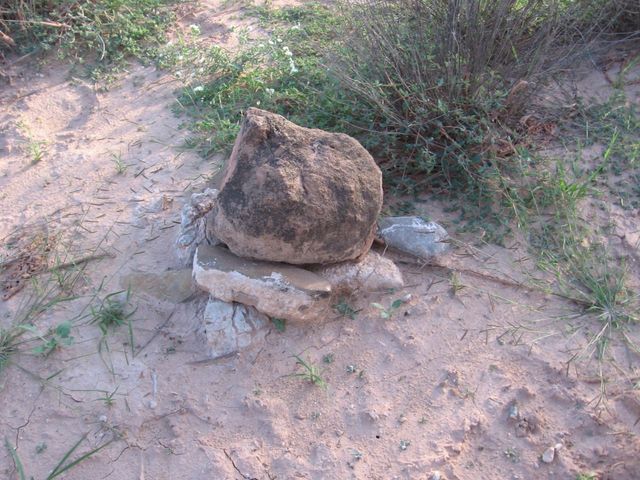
371;298;407;319
0;0;176;79
5;433;116;480
90;290;133;335
292;355;325;387
333;298;359;319
111;152;128;175
271;317;286;332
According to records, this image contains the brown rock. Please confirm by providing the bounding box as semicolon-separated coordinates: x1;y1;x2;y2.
209;108;383;264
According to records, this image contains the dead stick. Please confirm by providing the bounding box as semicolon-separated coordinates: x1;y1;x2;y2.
48;253;115;271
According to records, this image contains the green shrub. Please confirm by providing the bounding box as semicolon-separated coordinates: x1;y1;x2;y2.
0;0;174;65
329;0;592;195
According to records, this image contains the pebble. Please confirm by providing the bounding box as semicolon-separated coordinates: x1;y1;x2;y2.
541;446;555;463
508;403;519;420
430;471;442;480
148;399;158;409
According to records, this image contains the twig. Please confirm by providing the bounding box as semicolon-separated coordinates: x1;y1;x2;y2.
48;253;115;272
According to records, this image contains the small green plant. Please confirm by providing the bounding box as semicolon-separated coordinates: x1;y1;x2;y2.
333;298;359;319
97;387;119;408
576;473;598;480
449;272;466;296
110;153;128;175
271;317;286;332
20;321;74;356
292;355;325;387
322;353;334;364
371;298;406;319
28;140;45;164
90;290;133;335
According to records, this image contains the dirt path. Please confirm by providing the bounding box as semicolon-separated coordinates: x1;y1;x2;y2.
1;4;639;480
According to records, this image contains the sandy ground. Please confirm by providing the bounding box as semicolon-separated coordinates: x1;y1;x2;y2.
1;3;640;479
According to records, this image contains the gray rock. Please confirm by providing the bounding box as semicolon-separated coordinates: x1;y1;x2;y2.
198;297;268;358
209;108;383;264
176;188;219;265
193;244;332;322
312;250;404;293
541;446;555;463
377;216;450;263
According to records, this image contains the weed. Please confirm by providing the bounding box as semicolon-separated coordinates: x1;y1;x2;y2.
371;298;406;319
322;353;334;364
576;473;598;480
90;290;133;335
111;152;128;175
271;317;286;332
5;432;115;480
399;440;410;451
292;355;325;387
333;298;359;319
0;327;22;372
28;140;45;164
36;442;47;454
97;387;119;408
449;273;466;296
20;321;74;356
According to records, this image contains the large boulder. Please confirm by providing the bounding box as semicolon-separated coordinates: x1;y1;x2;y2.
208;108;383;265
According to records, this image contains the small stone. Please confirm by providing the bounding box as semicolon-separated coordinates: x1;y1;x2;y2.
175;188;219;265
312;250;404;293
430;471;442;480
198;297;268;358
377;216;450;263
508;403;519;420
98;415;108;423
193;245;332;322
541;446;555;463
148;399;158;409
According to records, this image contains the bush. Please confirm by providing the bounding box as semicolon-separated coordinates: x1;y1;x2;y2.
0;0;174;64
328;0;598;196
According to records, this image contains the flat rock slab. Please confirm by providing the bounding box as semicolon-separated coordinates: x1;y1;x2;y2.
193;245;332;322
377;216;450;263
198;297;268;358
312;251;404;293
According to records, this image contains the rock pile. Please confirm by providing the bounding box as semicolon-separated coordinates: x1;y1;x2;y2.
175;109;450;357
